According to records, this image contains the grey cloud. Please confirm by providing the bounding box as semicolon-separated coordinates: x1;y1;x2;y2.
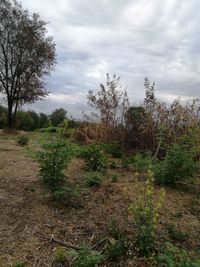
18;0;200;117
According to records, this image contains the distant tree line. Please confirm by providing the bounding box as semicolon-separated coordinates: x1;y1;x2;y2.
0;106;81;131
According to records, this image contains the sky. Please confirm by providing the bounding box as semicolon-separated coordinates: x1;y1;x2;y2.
18;0;200;118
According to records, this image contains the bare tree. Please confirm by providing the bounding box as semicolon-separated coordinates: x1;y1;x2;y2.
0;0;56;128
87;73;129;126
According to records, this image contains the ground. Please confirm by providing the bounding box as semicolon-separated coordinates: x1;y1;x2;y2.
0;132;199;266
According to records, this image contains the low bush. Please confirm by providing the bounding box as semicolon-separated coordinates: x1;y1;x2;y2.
17;135;29;146
109;160;117;169
67;243;105;267
156;242;200;267
54;247;67;264
154;136;198;185
111;174;118;182
103;142;123;158
132;152;153;172
105;219;128;261
121;155;131;169
81;144;107;171
36;137;76;203
166;224;189;242
85;172;102;187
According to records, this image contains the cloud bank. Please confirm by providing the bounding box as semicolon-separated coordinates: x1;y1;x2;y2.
19;0;200;117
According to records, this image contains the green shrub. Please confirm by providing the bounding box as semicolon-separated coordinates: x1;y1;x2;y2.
156;243;200;267
68;243;104;267
130;169;165;255
104;142;123;158
81;144;107;171
111;174;118;182
53;186;79;203
121;155;131;169
188;199;200;217
36;138;75;203
105;220;128;261
54;247;67;263
109;160;117;169
17;135;29;146
85;172;102;187
132;152;153;172
106;238;127;262
16;110;34;131
166;224;189;242
154;137;197;185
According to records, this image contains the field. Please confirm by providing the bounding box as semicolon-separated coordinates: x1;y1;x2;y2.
0;132;200;266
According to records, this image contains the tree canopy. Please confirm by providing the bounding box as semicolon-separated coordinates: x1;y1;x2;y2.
0;0;56;128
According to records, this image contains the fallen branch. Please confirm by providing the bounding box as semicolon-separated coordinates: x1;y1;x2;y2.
91;237;108;249
50;235;80;250
48;234;108;251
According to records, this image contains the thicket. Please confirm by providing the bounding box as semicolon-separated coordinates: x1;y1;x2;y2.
126;78;200;157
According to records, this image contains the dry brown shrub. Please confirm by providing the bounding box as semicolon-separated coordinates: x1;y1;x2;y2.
73;122;126;145
126;78;200;155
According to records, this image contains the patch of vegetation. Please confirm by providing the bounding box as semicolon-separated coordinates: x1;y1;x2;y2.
54;247;67;264
187;199;200;217
109;160;117;169
166;224;190;242
67;243;105;267
132;152;153;172
154;136;198;185
111;173;118;183
17;135;29;146
103;142;123;158
81;144;107;171
130;169;165;255
39;126;58;133
121;155;133;169
156;242;200;267
36;137;77;204
85;172;103;187
105;219;129;261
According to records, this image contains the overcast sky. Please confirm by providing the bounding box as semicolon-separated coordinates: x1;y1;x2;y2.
19;0;200;117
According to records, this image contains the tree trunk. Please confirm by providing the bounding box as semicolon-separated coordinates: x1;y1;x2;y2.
7;101;13;128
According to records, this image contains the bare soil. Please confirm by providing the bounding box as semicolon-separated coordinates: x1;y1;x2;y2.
0;133;199;266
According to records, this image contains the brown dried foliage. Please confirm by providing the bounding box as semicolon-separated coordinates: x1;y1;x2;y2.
126;77;200;155
73;122;126;145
